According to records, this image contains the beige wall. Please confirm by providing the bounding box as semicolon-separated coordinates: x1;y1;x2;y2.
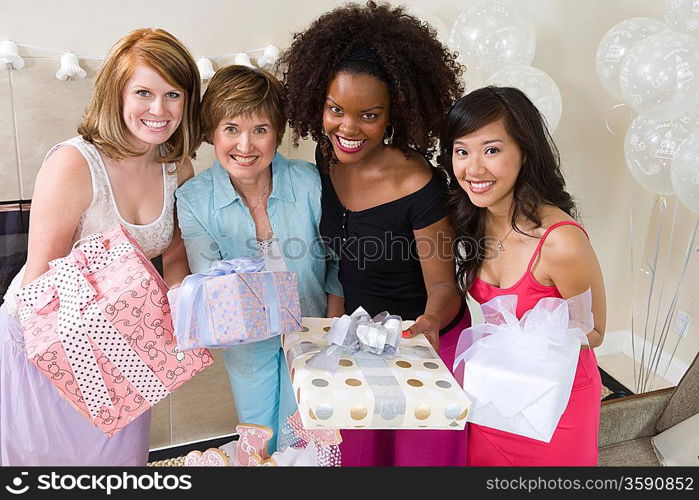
2;0;697;444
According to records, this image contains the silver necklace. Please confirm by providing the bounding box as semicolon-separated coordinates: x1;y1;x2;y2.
241;179;272;212
495;227;515;251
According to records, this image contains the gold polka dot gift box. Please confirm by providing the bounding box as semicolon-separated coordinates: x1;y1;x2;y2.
282;317;471;430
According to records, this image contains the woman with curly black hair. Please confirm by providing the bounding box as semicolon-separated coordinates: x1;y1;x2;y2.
279;1;469;466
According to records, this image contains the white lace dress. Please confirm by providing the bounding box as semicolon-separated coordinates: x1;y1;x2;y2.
0;136;177;465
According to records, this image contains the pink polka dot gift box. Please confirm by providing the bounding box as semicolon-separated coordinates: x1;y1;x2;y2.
282;314;471;430
16;225;214;437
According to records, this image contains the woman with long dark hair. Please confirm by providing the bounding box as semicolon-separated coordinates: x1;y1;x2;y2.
441;86;606;465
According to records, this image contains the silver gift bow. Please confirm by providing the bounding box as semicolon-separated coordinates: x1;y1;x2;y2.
306;306;403;371
22;232;170;420
304;307;408;424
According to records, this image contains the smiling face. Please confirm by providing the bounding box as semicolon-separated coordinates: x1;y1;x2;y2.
212;112;277;182
322;72;391;165
451;118;524;214
121;64;185;151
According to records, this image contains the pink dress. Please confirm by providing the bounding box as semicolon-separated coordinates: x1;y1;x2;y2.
467;221;602;466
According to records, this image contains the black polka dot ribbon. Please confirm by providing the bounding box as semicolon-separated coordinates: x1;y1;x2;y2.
16;236;132;320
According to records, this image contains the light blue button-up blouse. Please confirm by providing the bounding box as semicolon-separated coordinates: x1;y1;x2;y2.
175;152;342;317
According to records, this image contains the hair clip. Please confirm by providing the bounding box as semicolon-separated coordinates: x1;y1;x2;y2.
55;52;86;81
0;40;25;70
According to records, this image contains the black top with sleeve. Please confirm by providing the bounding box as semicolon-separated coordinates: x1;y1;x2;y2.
317;148;450;320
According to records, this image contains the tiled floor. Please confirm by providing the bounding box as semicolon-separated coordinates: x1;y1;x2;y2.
597;352;674;393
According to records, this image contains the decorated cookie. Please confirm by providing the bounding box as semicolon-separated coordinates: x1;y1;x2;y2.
236;423;274;466
183;450;202;466
184;447;230;466
249;453;278;466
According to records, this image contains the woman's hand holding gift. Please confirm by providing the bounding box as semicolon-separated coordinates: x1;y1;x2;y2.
404;312;441;351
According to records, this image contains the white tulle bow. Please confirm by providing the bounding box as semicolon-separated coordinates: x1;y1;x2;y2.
453;289;594;442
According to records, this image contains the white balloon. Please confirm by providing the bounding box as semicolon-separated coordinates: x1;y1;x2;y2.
462;68;487;95
449;0;535;79
624;114;695;195
671;129;699;213
675;107;699;129
486;65;562;133
595;17;670;100
619;30;699;120
663;0;699;38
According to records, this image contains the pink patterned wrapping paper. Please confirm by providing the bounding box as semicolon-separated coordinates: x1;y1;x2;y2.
16;226;213;437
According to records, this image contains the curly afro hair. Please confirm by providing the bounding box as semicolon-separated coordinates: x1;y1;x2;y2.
278;1;463;164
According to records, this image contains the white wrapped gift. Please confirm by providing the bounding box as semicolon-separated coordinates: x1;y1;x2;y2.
454;289;593;442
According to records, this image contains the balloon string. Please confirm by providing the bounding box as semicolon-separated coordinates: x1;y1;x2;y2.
629;207;638;392
657;214;699;384
637;195;665;393
643;198;678;392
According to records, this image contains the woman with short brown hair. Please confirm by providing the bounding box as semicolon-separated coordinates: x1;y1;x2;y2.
176;64;342;453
